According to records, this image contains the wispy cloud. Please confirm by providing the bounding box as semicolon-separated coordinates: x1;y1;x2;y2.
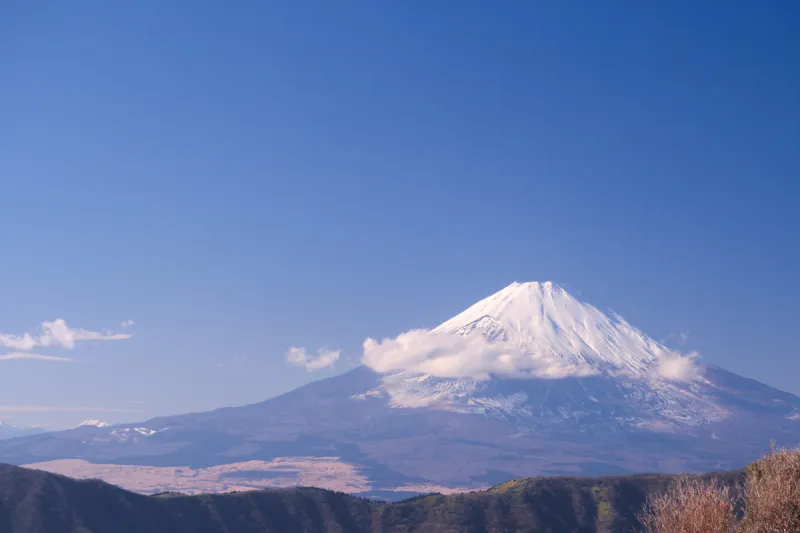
662;330;691;347
286;346;341;371
0;405;139;413
0;319;133;362
38;319;132;349
121;319;135;329
0;352;75;363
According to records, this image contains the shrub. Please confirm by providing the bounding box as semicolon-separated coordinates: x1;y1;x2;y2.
638;446;800;533
639;476;736;533
739;445;800;533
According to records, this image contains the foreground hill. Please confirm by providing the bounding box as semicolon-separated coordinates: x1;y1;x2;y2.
0;463;742;533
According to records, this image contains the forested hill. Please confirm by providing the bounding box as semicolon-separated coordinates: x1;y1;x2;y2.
0;464;742;533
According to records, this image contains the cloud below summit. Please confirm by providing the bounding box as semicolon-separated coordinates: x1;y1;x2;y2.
361;329;599;380
361;329;702;382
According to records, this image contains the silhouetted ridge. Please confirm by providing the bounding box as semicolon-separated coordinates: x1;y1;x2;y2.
0;464;743;533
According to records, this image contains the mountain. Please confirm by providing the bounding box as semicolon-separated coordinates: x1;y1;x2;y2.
76;420;112;428
368;281;726;428
0;282;797;497
0;462;743;533
0;422;45;440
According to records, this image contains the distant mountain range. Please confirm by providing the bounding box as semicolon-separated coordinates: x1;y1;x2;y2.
0;463;743;533
0;422;44;440
0;282;797;497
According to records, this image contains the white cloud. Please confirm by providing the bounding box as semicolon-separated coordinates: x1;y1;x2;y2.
361;329;598;380
39;319;132;349
0;319;132;352
121;319;135;329
286;346;341;371
653;351;701;381
362;329;703;383
0;352;75;363
0;333;38;351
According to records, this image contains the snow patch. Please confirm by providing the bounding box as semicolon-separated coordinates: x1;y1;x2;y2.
110;427;167;440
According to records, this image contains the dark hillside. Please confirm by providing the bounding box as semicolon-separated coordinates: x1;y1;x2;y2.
0;464;743;533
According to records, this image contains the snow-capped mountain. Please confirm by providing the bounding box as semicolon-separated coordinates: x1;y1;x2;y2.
1;282;798;496
76;420;111;428
364;282;727;429
434;281;677;373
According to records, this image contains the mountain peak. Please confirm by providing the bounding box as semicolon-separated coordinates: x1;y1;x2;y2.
434;281;583;336
508;280;556;287
77;420;111;428
503;280;561;293
432;281;671;375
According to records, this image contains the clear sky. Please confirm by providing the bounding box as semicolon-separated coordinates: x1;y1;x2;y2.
2;1;798;428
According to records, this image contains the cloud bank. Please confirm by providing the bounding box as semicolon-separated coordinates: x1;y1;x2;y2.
362;329;599;380
286;346;341;372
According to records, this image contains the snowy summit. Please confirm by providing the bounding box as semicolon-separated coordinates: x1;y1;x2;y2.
434;281;694;378
76;420;111;428
361;281;721;427
365;281;699;382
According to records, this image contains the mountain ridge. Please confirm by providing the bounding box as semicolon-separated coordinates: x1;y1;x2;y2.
0;462;745;533
0;422;45;440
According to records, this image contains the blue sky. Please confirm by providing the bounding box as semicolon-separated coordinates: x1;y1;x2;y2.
2;2;798;428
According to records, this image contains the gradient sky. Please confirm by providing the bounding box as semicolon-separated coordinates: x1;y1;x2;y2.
2;1;798;428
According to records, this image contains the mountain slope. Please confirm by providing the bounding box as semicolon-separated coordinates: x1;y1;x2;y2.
0;463;744;533
0;282;797;495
